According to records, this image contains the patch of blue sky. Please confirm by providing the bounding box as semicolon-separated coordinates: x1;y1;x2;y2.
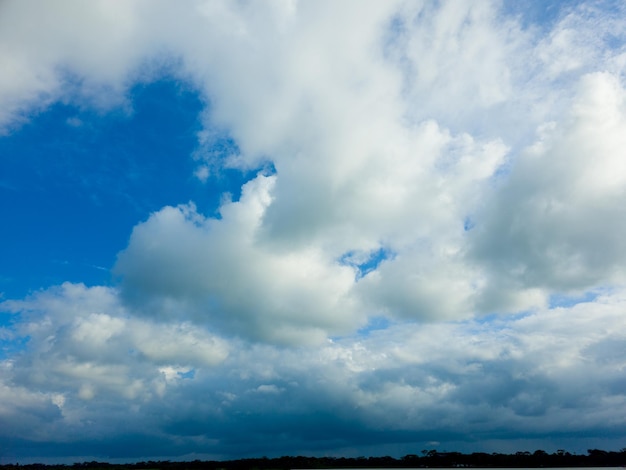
470;293;601;332
548;290;599;309
179;368;196;380
0;79;253;300
191;131;268;206
504;0;625;37
471;312;505;326
501;0;584;30
357;316;393;337
0;325;28;358
470;309;535;330
340;246;396;281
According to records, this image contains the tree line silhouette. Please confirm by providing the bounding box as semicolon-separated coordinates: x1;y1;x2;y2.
3;448;625;470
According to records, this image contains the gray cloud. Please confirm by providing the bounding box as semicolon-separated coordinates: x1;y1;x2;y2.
1;0;626;461
3;285;626;458
470;72;626;312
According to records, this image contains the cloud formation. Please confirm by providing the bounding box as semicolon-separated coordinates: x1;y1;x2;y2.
115;176;361;344
1;0;626;462
3;283;626;459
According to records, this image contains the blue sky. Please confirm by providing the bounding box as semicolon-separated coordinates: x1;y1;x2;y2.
0;80;254;300
1;0;626;463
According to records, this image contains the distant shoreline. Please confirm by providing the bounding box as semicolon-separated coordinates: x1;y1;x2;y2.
1;449;625;469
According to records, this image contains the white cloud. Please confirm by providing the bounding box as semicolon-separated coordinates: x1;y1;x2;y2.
0;0;150;131
2;283;626;455
2;283;228;406
536;2;626;79
393;1;518;122
2;1;622;329
1;0;626;459
115;175;363;344
470;71;626;312
193;165;210;183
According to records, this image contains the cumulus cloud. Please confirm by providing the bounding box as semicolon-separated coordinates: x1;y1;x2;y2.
0;0;149;131
2;283;227;406
114;175;362;344
1;0;626;461
470;71;626;312
2;284;626;457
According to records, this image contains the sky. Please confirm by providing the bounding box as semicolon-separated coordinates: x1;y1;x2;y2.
1;0;626;463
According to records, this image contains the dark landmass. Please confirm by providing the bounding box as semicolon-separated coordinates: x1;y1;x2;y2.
3;448;625;469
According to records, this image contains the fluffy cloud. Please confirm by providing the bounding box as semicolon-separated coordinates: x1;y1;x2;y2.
3;1;623;330
1;0;626;461
470;71;626;312
2;283;227;406
0;0;151;131
115;175;362;344
2;284;626;457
